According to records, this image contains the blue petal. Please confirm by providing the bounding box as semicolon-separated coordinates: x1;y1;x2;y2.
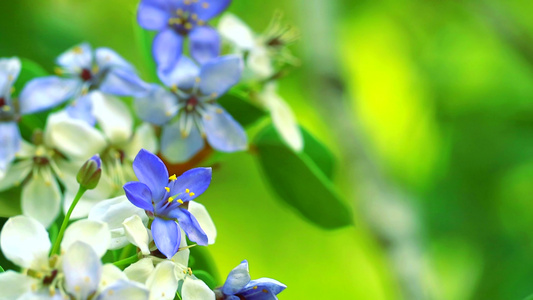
66;93;96;126
153;28;184;73
189;26;221;65
241;278;287;299
132;149;169;202
137;0;172;31
134;84;179;126
202;105;247;152
99;68;150;97
199;55;242;96
0;122;20;174
160;120;205;163
158;56;200;91
0;58;21;98
168;208;208;246
123;181;154;212
19;76;80;115
151;217;180;258
222;260;251;296
191;0;231;21
169;167;211;202
95;48;135;72
56;43;93;72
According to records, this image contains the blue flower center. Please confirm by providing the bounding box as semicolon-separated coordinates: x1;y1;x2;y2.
168;9;205;36
80;68;93;82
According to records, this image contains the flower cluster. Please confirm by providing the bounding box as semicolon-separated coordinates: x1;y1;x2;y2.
0;0;298;299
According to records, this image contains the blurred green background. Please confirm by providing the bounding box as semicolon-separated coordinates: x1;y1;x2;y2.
3;0;533;299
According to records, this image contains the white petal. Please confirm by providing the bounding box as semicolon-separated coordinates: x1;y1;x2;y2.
91;92;133;144
0;271;39;300
61;219;110;257
16;140;36;159
181;277;215;300
146;261;179;300
98;280;150;300
123;215;151;255
188;201;216;245
259;83;303;151
218;13;256;50
98;264;127;293
246;46;274;80
124;258;154;284
0;57;21;97
0;216;50;270
62;241;101;299
170;229;189;268
45;111;106;160
0;160;31;192
124;123;158;161
89;196;148;250
21;169;61;228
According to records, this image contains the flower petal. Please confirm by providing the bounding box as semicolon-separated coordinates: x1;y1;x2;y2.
66;93;96;125
134;85;179;126
153;28;183;73
222;260;251;295
0;160;31;192
62;241;102;300
246;46;274;80
19;76;80;114
95;48;135;71
123;182;155;212
89;195;148;250
169;208;208;246
169;168;211;202
45;111;106;160
218;13;255;50
137;0;171;31
99;68;149;97
146;260;179;300
170;229;189;267
151;217;180;258
0;122;21;177
56;43;93;72
98;264;127;293
98;280;150;300
189;26;221;65
124;258;155;284
161;120;205;164
91;92;133;144
61;219;111;257
191;0;231;21
158;56;200;90
124;123;158;161
202;105;247;152
0;57;21;96
132;149;169;202
0;216;51;270
21;170;61;228
199;55;242;96
241;278;287;299
123;215;151;255
0;271;39;299
188;201;216;244
181;277;215;300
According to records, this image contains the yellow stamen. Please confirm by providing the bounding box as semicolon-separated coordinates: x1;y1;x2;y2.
54;67;63;75
191;14;198;20
184;0;191;5
202;2;209;9
204;115;212;121
196;20;205;26
2;106;11;112
168;197;174;203
253;286;258;290
73;46;83;54
188;267;193;275
185;189;190;193
176;9;184;15
92;66;99;74
195;77;201;83
184;23;193;30
165;187;170;192
210;92;218;99
169;174;177;181
189;192;195;197
8;75;13;81
177;199;184;204
171;84;178;92
216;108;223;114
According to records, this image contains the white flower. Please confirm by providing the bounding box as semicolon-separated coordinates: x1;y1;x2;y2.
0;216;114;299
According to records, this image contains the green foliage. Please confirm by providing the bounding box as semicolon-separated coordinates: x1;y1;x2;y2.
0;187;22;218
192;270;217;289
254;124;352;229
218;93;266;128
189;246;220;285
132;17;158;83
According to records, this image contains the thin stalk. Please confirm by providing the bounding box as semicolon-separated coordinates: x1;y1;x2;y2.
113;254;139;267
50;187;87;255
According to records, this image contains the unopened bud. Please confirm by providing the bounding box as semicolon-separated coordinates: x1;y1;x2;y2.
76;154;102;190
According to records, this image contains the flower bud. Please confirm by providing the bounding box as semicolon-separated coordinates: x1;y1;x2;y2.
76;154;102;190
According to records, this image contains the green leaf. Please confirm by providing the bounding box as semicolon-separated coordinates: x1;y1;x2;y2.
189;246;220;285
0;265;4;273
301;128;336;179
254;124;352;229
0;187;22;218
524;295;533;300
133;16;158;83
192;270;217;289
218;93;266;128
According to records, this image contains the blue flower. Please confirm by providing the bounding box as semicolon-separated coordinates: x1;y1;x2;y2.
19;43;149;125
135;55;247;163
137;0;231;70
218;260;287;300
123;149;212;258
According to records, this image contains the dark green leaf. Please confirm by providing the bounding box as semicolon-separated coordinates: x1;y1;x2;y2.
0;265;4;273
192;270;217;289
0;187;22;218
133;16;158;82
524;295;533;300
189;246;220;285
218;93;266;128
254;124;352;229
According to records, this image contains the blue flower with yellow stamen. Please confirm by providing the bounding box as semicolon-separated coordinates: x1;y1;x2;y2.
123;149;211;258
